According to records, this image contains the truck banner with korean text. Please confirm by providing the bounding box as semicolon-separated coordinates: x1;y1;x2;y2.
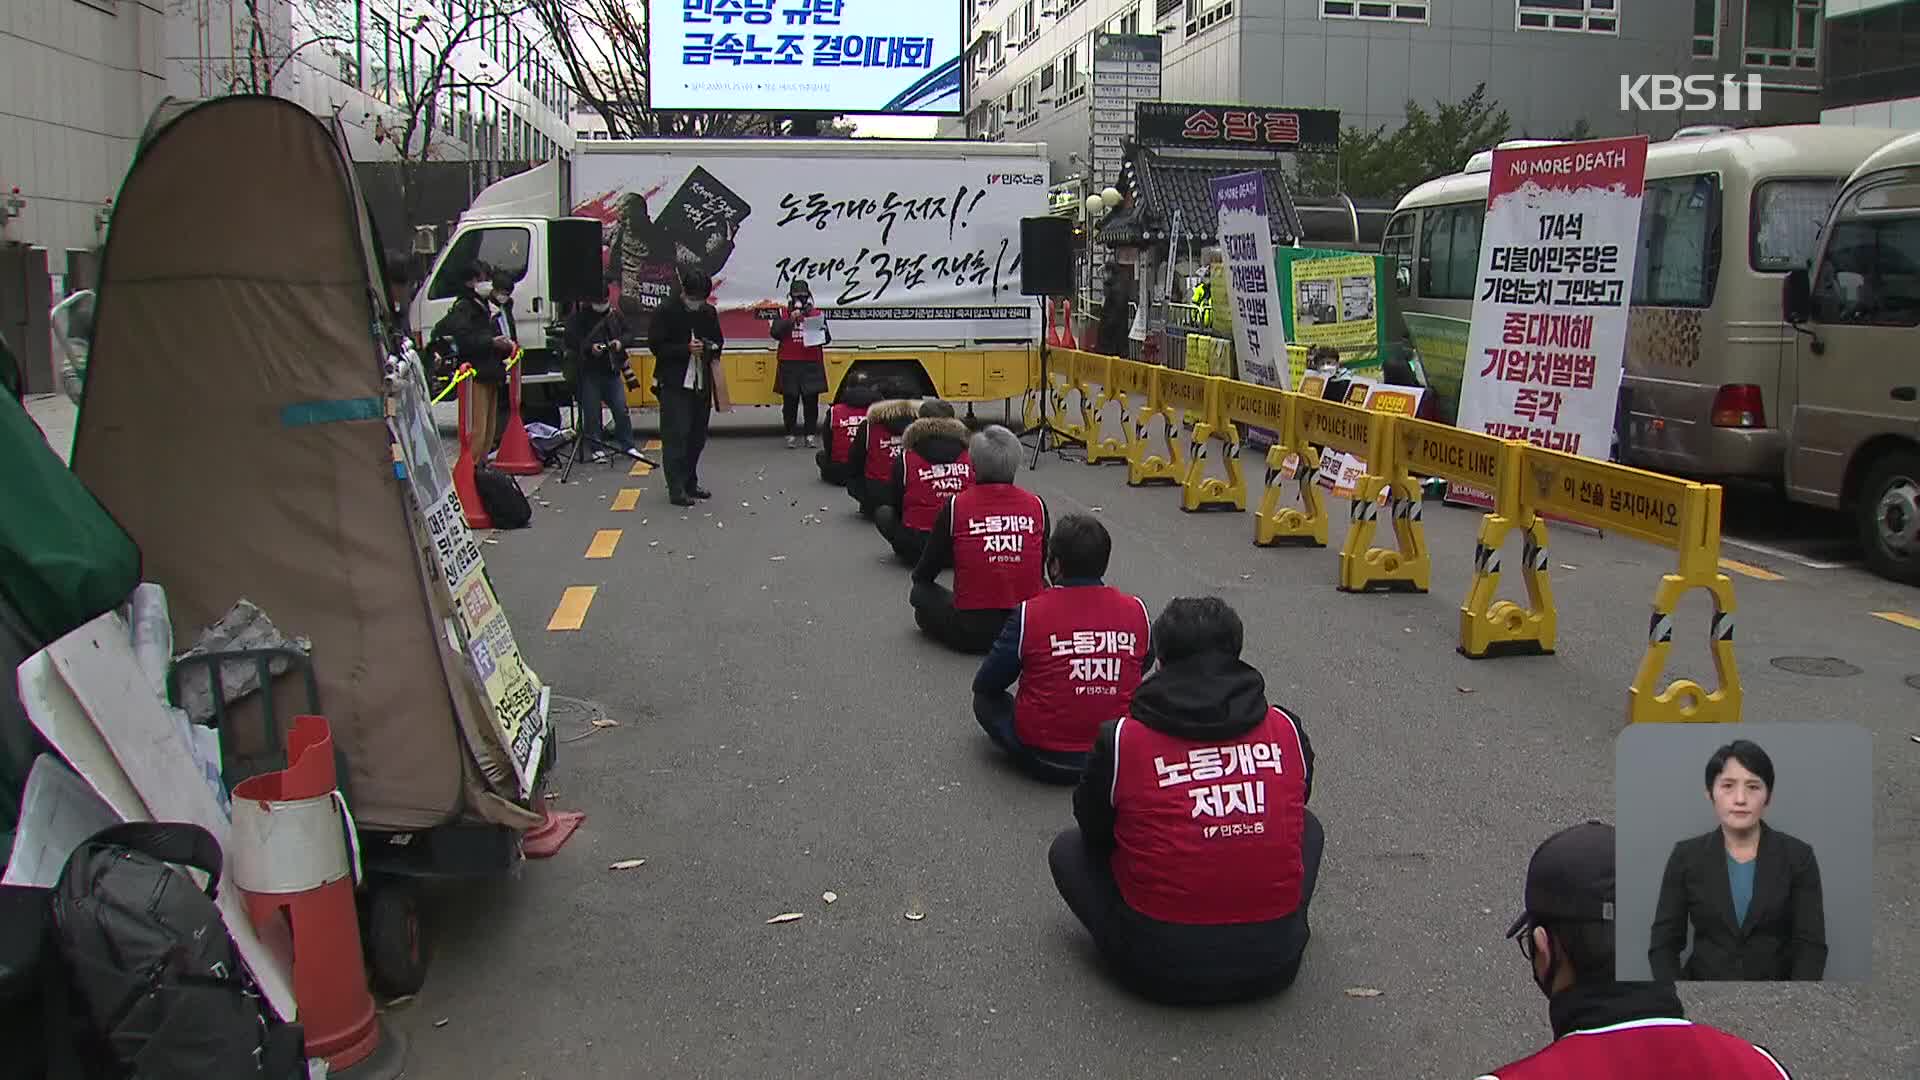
1275;248;1390;366
1454;137;1648;461
1210;171;1289;446
572;143;1045;346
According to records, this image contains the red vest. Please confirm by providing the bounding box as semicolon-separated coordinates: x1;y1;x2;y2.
1014;587;1151;753
775;305;824;363
828;403;868;464
902;450;973;532
1109;706;1309;925
864;421;905;484
1482;1018;1791;1080
949;485;1046;611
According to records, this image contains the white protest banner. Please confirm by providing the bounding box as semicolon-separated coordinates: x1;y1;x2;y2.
574;149;1046;347
1210;171;1288;449
1455;137;1648;460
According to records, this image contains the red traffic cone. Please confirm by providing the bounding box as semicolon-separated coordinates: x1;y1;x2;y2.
231;716;392;1073
452;373;492;529
493;355;542;476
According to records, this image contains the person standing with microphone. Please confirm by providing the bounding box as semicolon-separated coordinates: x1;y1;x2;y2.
771;279;829;449
648;267;725;507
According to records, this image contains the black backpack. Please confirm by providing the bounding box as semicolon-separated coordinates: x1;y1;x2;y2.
2;822;305;1079
474;465;533;529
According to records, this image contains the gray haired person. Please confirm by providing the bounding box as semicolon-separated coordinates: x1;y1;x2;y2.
911;425;1050;654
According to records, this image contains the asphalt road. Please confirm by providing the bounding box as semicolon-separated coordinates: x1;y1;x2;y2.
385;408;1919;1080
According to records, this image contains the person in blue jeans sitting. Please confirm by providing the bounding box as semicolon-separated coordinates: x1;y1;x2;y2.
971;514;1154;783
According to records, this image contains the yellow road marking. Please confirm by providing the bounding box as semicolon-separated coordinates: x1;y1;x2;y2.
629;460;653;476
548;587;597;631
643;438;662;451
585;529;622;559
1872;611;1920;632
610;488;642;511
1718;557;1784;582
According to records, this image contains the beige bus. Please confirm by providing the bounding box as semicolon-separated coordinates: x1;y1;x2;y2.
1385;125;1907;483
1782;131;1920;585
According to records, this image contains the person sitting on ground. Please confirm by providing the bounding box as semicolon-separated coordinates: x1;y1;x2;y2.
1048;597;1321;1005
847;384;919;519
818;372;882;485
875;400;972;565
910;425;1047;654
1479;821;1795;1079
973;514;1151;783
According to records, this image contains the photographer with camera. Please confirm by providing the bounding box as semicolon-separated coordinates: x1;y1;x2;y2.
573;287;649;464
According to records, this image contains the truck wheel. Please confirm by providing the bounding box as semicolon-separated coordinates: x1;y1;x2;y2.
364;880;429;996
1856;449;1920;586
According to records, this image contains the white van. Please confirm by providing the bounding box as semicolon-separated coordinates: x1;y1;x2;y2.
1781;131;1920;584
1386;126;1907;482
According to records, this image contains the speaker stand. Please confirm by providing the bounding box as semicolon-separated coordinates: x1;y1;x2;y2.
1027;332;1054;472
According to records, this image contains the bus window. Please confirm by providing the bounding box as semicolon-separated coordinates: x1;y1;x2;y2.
1752;179;1841;272
1419;202;1484;300
1811;179;1920;328
1632;174;1720;308
1382;211;1416;295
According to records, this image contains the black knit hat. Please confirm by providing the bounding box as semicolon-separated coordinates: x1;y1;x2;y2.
1506;821;1616;939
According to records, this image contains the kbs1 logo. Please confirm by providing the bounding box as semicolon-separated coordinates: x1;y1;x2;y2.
1619;74;1763;113
986;173;1047;186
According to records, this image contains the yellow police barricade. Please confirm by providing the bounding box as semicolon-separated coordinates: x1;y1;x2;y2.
1215;380;1296;528
1518;449;1741;724
1397;419;1555;657
1295;394;1430;593
1094;357;1155;467
1026;344;1088;444
1178;375;1246;512
1128;365;1190;487
1064;349;1125;464
1052;347;1092;444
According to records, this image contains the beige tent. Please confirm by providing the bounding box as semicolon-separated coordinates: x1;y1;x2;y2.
72;96;541;833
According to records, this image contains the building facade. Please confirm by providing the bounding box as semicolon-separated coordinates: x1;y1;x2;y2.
944;0;1825;184
1821;0;1920;126
4;0;573;273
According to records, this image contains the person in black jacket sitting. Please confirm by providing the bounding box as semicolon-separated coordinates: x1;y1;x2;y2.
846;389;919;518
430;262;514;459
572;291;648;464
875;401;970;565
1649;739;1826;982
647;267;725;507
1048;596;1323;1005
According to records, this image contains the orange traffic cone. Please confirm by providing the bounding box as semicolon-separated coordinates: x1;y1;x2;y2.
452;373;492;529
231;716;396;1074
492;356;542;476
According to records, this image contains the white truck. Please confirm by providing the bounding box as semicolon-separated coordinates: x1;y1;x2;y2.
409;138;1053;413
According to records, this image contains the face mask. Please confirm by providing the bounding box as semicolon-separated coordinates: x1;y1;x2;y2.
592;302;610;313
496;295;512;309
472;282;493;300
792;295;811;308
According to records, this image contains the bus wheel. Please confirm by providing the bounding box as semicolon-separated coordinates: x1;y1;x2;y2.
1857;448;1920;586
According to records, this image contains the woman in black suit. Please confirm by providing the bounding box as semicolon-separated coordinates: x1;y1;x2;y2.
1649;740;1826;981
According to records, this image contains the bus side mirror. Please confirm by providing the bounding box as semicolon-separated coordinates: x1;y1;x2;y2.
1782;268;1811;326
